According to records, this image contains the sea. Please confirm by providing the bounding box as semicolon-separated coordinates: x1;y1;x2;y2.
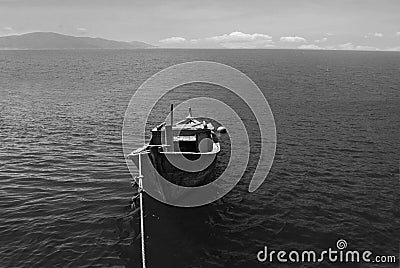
0;49;399;267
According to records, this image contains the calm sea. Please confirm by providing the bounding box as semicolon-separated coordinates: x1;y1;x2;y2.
0;49;399;267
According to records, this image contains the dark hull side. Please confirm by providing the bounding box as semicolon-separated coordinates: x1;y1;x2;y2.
130;147;221;204
148;148;217;187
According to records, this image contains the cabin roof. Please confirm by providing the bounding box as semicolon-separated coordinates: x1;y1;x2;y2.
152;117;214;132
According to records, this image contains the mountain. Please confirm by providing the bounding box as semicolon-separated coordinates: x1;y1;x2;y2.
0;32;155;50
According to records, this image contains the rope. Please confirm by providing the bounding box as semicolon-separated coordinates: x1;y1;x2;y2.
138;153;146;268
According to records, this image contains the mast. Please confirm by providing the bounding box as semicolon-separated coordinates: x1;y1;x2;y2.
170;104;174;125
187;107;192;118
165;104;173;152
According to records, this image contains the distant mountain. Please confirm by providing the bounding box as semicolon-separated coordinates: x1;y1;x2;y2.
0;32;155;50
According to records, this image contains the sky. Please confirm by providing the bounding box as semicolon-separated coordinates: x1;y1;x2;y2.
0;0;399;50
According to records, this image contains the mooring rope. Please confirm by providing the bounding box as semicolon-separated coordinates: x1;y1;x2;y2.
138;153;146;268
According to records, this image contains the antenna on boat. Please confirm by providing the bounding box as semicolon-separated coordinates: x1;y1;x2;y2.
165;104;174;152
187;107;193;118
170;104;174;125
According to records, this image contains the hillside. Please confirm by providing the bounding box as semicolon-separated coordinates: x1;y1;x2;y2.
0;32;154;49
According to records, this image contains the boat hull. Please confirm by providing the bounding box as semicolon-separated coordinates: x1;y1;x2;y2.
131;147;217;187
130;145;219;203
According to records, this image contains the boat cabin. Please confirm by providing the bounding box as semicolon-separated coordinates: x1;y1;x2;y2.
149;108;215;153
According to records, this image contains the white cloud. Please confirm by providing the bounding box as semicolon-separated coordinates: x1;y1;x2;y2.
298;44;324;50
355;45;379;51
159;32;274;48
159;37;186;44
280;36;307;43
206;31;273;48
326;43;380;51
387;46;400;51
364;32;383;38
76;27;87;33
1;26;16;37
336;42;354;50
158;32;274;48
156;31;397;50
315;37;327;43
207;31;271;42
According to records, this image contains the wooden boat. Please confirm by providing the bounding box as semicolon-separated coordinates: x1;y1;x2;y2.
128;105;225;201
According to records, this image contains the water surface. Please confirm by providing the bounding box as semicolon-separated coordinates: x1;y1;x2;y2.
0;49;399;267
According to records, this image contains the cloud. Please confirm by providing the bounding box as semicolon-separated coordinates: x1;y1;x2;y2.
326;43;379;51
207;31;271;42
206;31;273;48
364;32;383;38
157;31;396;50
396;32;400;36
0;26;16;37
355;45;379;51
335;42;354;50
280;36;307;43
158;31;274;48
298;44;324;50
315;37;327;43
387;46;400;51
76;27;87;33
159;37;186;44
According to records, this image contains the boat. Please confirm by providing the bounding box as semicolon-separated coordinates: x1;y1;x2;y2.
128;105;226;202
